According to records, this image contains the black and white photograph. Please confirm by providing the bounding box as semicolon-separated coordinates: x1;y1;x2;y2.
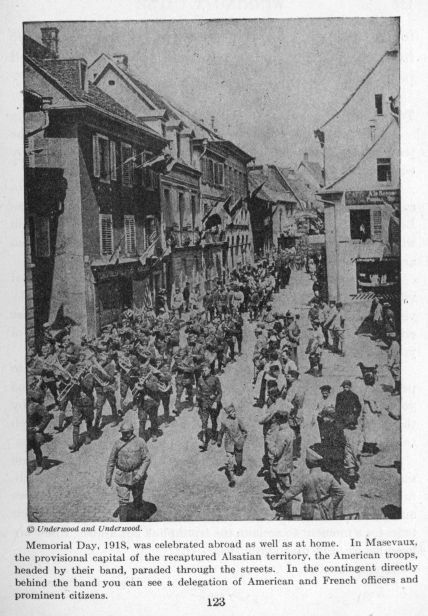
24;17;401;523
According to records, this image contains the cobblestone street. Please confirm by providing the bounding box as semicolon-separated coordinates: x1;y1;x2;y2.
28;270;400;522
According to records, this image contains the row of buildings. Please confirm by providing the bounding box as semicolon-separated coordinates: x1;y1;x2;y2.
24;28;268;347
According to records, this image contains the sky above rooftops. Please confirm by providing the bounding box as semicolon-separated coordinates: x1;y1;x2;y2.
24;18;398;167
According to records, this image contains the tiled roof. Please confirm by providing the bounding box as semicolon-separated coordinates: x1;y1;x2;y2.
27;55;164;139
23;34;55;60
125;71;181;121
249;168;293;203
302;160;324;186
277;167;317;204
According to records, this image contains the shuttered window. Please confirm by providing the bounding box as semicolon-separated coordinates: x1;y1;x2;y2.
372;209;382;240
100;214;113;255
110;141;117;181
121;143;134;186
124;215;136;255
93;134;110;182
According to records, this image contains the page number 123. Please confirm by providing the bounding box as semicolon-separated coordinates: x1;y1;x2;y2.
207;598;225;607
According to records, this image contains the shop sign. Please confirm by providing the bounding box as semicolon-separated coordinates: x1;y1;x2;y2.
345;189;400;206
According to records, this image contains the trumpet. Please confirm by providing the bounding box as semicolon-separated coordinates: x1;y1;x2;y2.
56;365;90;403
88;356;114;387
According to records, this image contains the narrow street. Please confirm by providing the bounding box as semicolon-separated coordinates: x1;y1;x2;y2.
28;269;400;522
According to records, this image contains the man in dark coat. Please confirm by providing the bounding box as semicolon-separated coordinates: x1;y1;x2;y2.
335;380;361;428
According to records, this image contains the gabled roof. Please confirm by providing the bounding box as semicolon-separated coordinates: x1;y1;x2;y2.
90;53;252;157
25;54;166;142
276;167;317;205
316;47;398;132
24;34;56;60
298;160;324;186
248;167;295;204
321;120;395;191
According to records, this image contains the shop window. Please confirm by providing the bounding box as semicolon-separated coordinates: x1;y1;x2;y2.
377;158;391;183
100;214;113;254
124;215;136;255
350;209;371;241
375;94;383;115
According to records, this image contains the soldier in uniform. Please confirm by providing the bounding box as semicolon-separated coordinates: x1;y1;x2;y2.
66;344;95;452
133;357;161;441
285;369;305;459
106;419;151;522
217;404;248;486
196;363;223;451
274;448;344;520
27;388;53;474
157;357;173;426
118;345;140;416
173;353;195;414
92;345;119;431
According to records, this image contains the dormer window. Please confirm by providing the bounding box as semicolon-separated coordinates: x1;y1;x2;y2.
108;80;115;86
375;94;383;116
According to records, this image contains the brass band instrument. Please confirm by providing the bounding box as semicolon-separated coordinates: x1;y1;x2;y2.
131;367;170;397
88;355;114;388
56;365;90;403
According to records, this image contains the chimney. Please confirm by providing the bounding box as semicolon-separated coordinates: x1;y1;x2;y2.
113;54;129;71
41;26;59;58
211;116;215;130
304;152;309;162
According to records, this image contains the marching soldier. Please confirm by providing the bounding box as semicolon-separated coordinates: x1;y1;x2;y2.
157;357;173;426
106;419;151;522
118;344;140;416
173;353;195;414
66;344;95;452
27;387;53;475
274;448;344;520
196;363;222;451
92;345;119;431
133;356;161;441
217;404;248;486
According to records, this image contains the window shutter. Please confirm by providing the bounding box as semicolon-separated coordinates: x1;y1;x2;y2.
132;147;137;185
124;215;136;254
219;164;224;186
110;141;117;180
93;135;100;178
372;209;382;240
100;215;113;254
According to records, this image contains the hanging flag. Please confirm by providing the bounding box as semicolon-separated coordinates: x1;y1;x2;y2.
142;281;153;311
314;129;325;148
228;197;243;219
249;181;266;201
138;233;159;265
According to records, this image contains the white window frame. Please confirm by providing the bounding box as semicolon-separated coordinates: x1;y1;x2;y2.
124;214;136;255
121;142;134;187
99;213;113;255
